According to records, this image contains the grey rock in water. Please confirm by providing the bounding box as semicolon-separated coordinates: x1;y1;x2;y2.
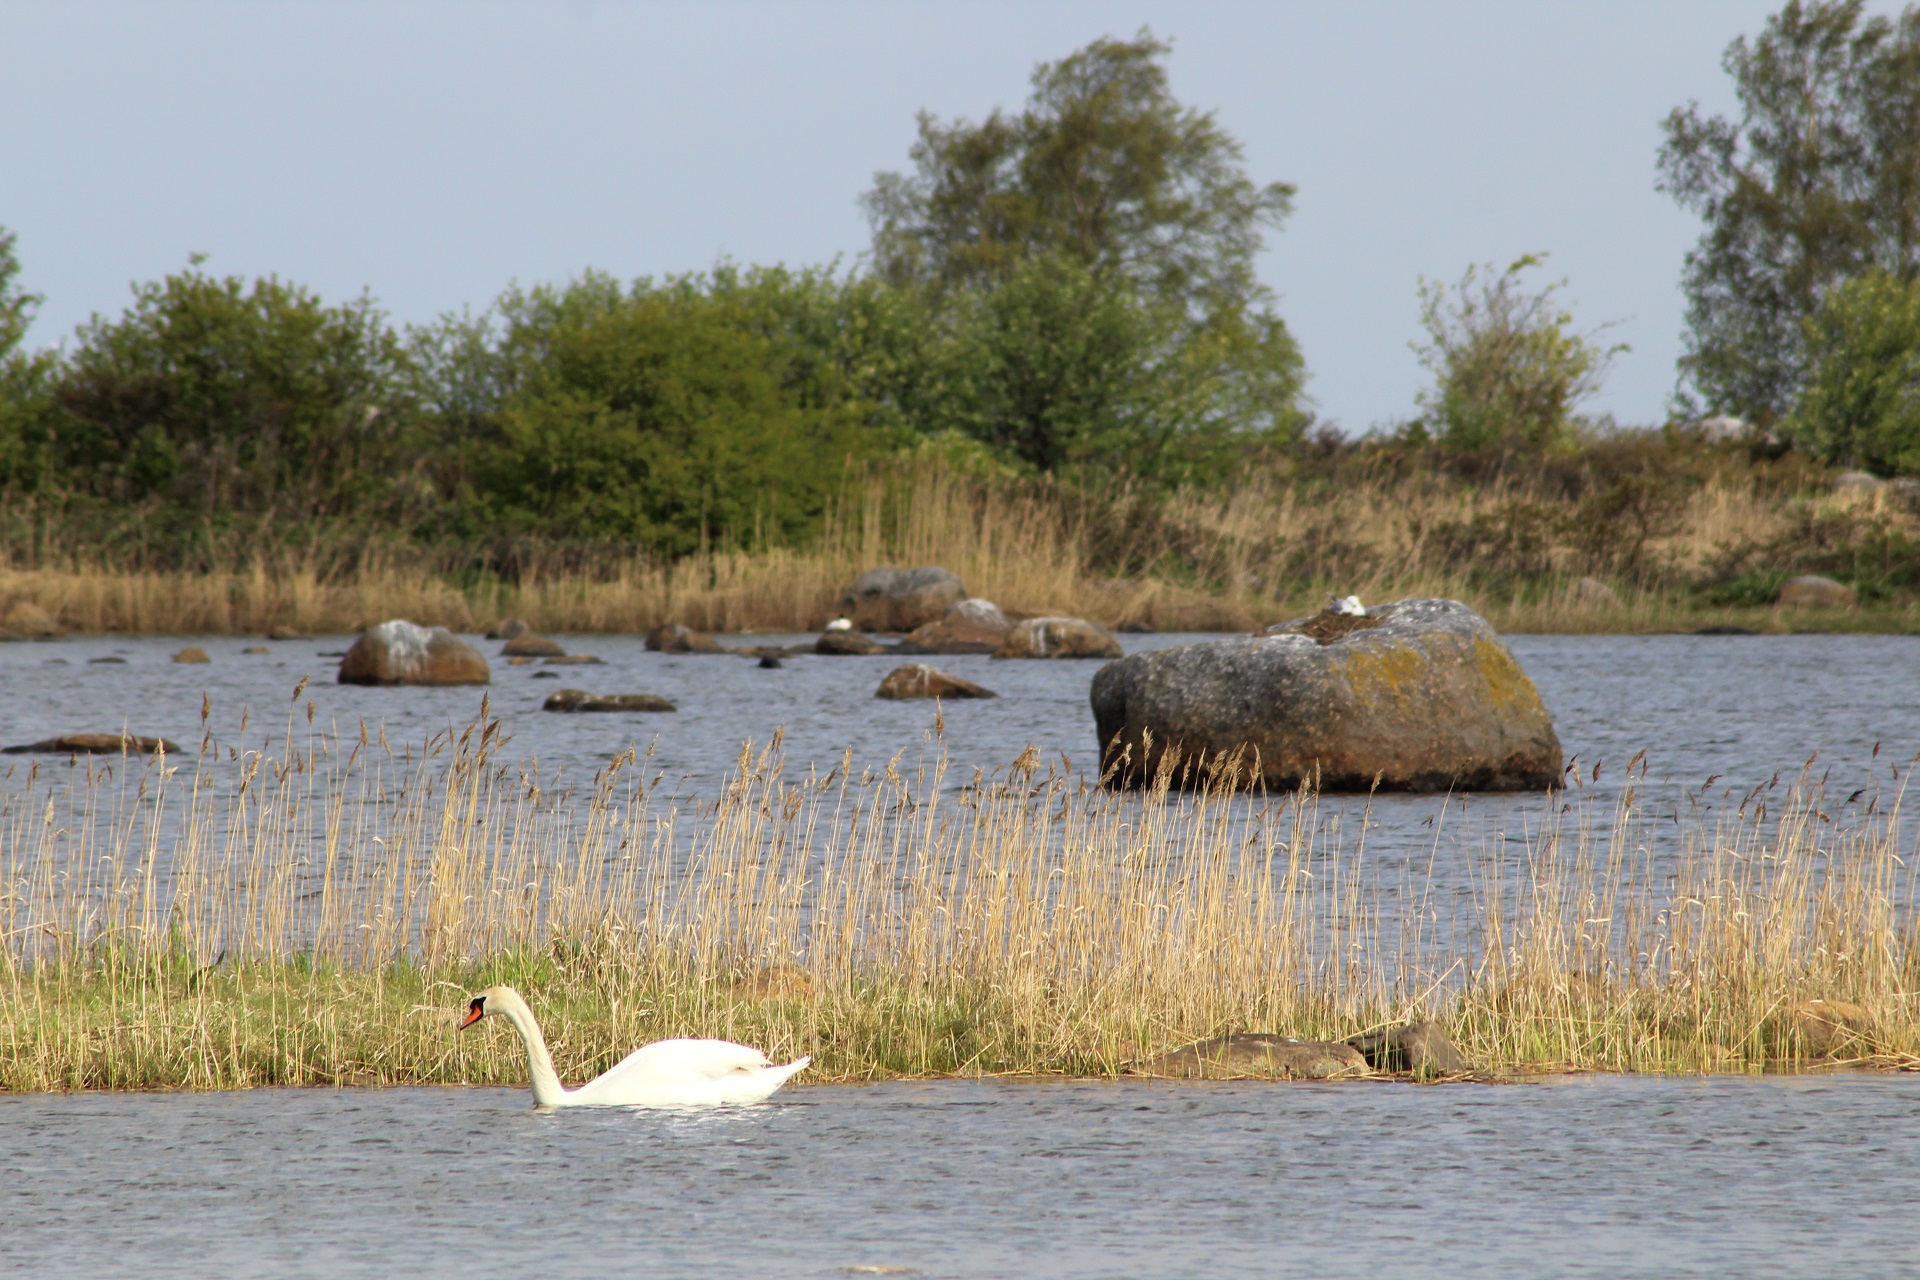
4;732;183;755
875;663;997;700
1133;1033;1368;1080
542;689;676;713
1347;1020;1471;1076
1775;574;1856;609
338;620;490;686
992;616;1122;659
487;617;532;640
816;630;889;656
172;646;212;664
645;622;726;654
895;598;1012;654
835;566;966;633
501;633;566;658
1091;597;1561;792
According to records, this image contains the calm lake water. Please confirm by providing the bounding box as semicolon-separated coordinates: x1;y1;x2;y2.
6;630;1920;1275
4;1075;1919;1279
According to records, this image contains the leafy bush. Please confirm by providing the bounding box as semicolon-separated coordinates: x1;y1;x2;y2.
1412;255;1624;454
1789;269;1920;475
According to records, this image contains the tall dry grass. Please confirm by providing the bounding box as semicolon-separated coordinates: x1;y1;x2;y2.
3;453;1915;637
2;701;1915;1092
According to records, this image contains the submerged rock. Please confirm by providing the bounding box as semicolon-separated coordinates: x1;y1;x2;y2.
501;633;566;658
645;622;726;654
875;663;997;700
1091;597;1561;792
542;689;675;713
338;620;490;686
991;617;1122;659
835;566;966;632
1132;1033;1368;1080
4;732;183;755
541;654;605;665
816;630;889;656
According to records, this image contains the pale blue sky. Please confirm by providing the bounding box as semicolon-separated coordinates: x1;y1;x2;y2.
3;1;1809;430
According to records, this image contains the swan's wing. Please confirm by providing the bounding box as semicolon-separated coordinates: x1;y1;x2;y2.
573;1038;771;1098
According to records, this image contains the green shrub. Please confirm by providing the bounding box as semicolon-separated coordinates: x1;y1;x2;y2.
1789;270;1920;476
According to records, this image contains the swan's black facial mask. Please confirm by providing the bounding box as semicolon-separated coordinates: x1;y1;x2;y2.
459;996;486;1030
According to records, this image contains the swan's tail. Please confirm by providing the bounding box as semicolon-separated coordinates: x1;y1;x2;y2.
759;1055;811;1097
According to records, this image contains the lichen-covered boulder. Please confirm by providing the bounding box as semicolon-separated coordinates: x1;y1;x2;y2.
1091;598;1560;792
645;622;726;654
992;617;1122;659
875;663;997;700
337;620;490;686
835;567;966;632
896;598;1013;655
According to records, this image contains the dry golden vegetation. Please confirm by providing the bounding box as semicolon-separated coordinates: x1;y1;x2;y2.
2;702;1915;1092
2;442;1918;638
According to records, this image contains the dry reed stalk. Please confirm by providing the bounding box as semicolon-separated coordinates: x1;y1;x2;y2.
2;709;1917;1090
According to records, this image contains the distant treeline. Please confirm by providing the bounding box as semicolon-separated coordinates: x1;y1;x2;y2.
1;5;1918;575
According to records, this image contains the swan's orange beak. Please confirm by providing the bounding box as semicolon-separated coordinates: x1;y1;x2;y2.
459;998;485;1030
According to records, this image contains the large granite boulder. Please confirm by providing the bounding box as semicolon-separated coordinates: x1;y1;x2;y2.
338;620;490;686
645;622;726;654
992;617;1122;659
1132;1033;1368;1080
875;663;997;700
896;598;1013;654
836;567;966;632
1091;597;1560;791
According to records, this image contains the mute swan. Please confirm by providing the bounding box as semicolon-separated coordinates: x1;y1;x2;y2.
1330;594;1366;617
459;985;810;1108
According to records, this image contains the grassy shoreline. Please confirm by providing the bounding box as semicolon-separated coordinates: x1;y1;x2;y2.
5;450;1920;638
4;711;1917;1091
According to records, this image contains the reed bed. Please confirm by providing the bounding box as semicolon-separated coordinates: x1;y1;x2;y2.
2;702;1917;1092
3;457;1915;638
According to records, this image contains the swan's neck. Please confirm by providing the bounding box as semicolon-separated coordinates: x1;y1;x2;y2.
495;994;568;1107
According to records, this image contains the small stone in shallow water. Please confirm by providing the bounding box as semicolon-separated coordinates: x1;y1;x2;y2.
173;647;211;663
3;733;183;755
240;646;271;655
89;656;127;664
759;656;784;669
531;671;559;679
542;689;676;713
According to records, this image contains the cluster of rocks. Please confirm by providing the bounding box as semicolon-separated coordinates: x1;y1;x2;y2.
1130;1020;1472;1081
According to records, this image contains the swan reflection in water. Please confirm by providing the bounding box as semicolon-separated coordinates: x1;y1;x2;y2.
459;986;810;1109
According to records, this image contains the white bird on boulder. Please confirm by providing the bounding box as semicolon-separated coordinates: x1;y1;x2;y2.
824;617;854;632
1330;595;1366;617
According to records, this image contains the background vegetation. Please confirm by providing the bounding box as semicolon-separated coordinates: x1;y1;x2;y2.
3;5;1920;631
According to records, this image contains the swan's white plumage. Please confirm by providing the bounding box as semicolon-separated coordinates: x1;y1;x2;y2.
463;985;809;1109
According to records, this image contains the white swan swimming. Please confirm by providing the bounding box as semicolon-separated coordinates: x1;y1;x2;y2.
459;985;810;1108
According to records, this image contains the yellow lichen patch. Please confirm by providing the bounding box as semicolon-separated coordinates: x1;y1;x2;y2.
1471;634;1549;719
1330;637;1436;714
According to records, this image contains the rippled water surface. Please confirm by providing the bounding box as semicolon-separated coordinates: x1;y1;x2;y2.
5;1076;1919;1279
7;634;1920;1274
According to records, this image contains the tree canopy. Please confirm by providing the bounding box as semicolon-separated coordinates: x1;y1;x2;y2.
1659;0;1920;424
863;30;1295;321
